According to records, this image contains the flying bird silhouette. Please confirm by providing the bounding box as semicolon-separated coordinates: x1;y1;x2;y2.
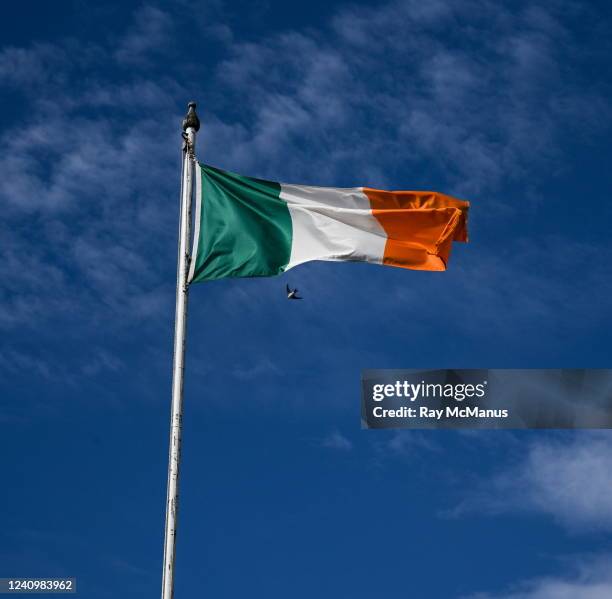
286;284;302;300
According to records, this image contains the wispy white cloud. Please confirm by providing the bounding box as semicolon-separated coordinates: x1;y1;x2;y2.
207;0;610;195
464;554;612;599
383;431;441;455
0;8;185;340
321;430;353;451
81;349;124;377
232;357;281;380
113;5;175;66
451;433;612;532
0;348;54;380
0;7;190;390
0;43;68;88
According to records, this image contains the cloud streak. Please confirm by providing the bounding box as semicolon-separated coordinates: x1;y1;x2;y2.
321;430;353;451
451;433;612;532
207;0;609;196
465;554;612;599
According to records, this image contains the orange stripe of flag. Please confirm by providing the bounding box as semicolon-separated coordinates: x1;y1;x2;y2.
363;188;469;271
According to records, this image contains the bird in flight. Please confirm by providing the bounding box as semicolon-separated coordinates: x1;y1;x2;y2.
286;284;302;300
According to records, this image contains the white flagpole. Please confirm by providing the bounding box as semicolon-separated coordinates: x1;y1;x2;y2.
161;101;200;599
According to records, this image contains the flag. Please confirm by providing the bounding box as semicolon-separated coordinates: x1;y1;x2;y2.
188;164;469;283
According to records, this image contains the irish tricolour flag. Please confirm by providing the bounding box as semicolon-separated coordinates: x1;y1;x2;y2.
188;164;469;283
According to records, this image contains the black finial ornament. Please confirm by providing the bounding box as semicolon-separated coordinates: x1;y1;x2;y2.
182;101;200;132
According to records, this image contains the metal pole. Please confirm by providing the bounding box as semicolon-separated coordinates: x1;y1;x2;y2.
161;101;200;599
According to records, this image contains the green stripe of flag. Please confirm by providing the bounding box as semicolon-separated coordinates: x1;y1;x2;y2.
189;164;293;283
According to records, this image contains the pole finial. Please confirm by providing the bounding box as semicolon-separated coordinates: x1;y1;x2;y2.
182;101;200;132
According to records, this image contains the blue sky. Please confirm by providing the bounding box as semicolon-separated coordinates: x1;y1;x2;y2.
1;1;612;597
